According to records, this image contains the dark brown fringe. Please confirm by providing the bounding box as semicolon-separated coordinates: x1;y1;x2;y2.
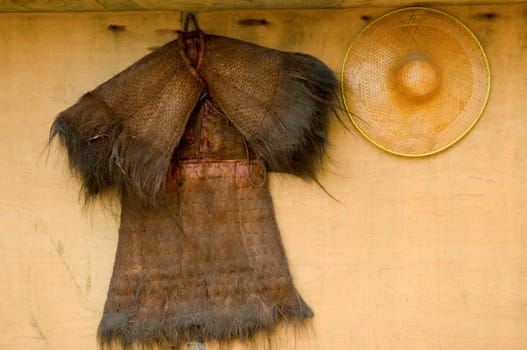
109;132;172;207
49;92;122;202
241;52;338;181
97;302;313;349
99;321;313;350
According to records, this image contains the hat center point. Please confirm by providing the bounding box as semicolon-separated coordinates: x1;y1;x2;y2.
396;55;440;100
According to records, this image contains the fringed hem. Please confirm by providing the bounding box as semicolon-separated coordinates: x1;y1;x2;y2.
97;303;313;350
99;321;313;350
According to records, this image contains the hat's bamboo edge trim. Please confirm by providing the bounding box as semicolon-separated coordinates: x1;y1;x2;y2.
340;6;492;158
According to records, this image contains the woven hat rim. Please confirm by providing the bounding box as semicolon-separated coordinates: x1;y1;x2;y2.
340;7;491;157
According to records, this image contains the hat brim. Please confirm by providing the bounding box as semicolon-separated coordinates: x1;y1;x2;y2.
341;7;491;157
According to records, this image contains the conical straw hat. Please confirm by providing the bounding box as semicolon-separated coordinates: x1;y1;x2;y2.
341;7;490;156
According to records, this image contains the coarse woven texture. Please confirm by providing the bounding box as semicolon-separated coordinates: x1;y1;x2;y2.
341;7;490;156
50;33;338;205
98;160;313;349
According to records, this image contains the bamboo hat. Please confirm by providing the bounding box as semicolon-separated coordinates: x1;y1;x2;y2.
341;7;490;156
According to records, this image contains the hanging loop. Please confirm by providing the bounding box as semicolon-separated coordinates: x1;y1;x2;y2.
183;13;199;33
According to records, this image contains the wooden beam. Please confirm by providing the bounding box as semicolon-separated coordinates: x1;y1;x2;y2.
0;0;526;12
0;0;340;12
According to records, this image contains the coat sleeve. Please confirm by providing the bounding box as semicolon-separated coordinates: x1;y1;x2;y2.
50;92;122;200
201;35;339;180
50;40;204;203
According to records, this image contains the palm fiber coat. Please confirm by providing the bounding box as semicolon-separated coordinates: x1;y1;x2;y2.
50;31;337;348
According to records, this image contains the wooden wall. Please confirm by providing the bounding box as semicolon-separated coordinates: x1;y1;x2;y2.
1;3;526;349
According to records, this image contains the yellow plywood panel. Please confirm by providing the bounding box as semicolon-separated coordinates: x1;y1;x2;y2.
1;4;526;350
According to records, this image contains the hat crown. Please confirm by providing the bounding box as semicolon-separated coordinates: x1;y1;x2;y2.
396;55;440;101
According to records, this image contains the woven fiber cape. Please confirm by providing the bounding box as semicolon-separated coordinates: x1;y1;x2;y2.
50;29;337;348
